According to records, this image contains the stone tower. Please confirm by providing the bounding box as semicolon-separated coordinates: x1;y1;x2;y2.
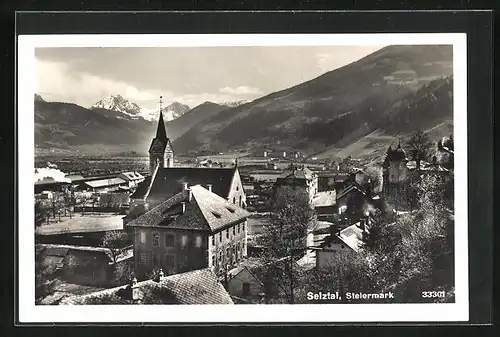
382;141;409;185
148;96;174;175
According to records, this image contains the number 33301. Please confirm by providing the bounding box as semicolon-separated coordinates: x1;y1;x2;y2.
421;291;445;298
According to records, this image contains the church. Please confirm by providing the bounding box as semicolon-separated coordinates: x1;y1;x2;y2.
124;97;246;227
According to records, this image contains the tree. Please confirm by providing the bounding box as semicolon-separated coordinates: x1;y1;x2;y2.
407;130;433;171
35;247;58;304
299;250;375;303
35;200;50;227
258;187;317;303
101;230;130;264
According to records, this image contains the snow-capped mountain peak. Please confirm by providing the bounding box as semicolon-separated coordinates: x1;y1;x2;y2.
91;94;142;116
141;101;191;122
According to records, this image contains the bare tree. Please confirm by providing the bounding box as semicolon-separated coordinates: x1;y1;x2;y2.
259;187;316;303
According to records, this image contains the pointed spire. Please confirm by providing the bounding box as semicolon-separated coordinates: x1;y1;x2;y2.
155;95;168;141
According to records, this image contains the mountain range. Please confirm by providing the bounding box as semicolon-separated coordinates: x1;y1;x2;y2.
34;45;454;160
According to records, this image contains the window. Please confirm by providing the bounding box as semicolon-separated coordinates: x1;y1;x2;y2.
181;235;188;247
238;224;240;233
211;255;215;267
139;231;146;244
226;248;231;261
152;233;160;246
165;234;175;247
211;235;215;245
139;252;150;265
153;254;160;267
233;227;235;235
195;235;202;248
164;254;175;269
242;283;251;296
219;232;222;242
239;196;242;207
219;251;223;263
236;186;239;191
242;223;245;231
226;230;229;239
233;197;236;204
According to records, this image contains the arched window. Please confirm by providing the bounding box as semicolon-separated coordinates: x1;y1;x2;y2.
239;196;242;207
233;197;236;204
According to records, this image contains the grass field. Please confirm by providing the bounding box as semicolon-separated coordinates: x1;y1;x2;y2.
36;213;123;235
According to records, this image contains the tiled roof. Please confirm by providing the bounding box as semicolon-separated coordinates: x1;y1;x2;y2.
131;167;236;201
84;178;126;189
61;268;233;305
128;184;250;233
130;176;152;199
336;182;366;201
312;191;337;207
278;167;314;180
338;224;365;252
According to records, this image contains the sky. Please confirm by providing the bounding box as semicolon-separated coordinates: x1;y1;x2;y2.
35;45;385;110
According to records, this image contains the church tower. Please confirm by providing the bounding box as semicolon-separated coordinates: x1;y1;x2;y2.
148;96;174;175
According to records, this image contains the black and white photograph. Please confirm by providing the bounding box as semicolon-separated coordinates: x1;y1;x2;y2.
18;32;469;323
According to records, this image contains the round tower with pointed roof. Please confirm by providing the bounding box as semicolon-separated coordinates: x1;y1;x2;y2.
383;139;409;184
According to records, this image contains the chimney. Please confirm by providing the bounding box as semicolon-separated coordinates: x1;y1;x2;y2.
207;184;212;193
181;201;186;214
183;182;189;190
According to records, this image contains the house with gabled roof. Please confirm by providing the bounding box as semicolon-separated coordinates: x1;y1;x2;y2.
127;184;251;279
274;166;318;202
226;265;264;302
312;217;370;270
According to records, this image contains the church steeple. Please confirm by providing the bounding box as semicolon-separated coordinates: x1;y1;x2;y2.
148;95;175;174
155;96;168;141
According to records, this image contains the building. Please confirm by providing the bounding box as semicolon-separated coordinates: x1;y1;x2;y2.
118;171;145;188
35;213;126;246
36;244;133;288
127;184;251;279
127;104;246;222
274;166;318;202
312;216;371;270
129;167;246;213
83;178;128;193
226;266;264;302
60;268;234;305
336;182;369;216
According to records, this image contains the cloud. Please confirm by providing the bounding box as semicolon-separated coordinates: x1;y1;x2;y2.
219;86;262;95
316;53;332;73
36;59;166;108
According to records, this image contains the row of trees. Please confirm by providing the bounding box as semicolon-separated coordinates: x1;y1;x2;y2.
258;170;454;303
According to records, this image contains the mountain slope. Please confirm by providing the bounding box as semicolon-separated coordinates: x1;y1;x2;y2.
35;100;156;152
173;45;453;155
165;101;230;141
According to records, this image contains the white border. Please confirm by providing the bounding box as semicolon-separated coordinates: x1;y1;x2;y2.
18;33;468;323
